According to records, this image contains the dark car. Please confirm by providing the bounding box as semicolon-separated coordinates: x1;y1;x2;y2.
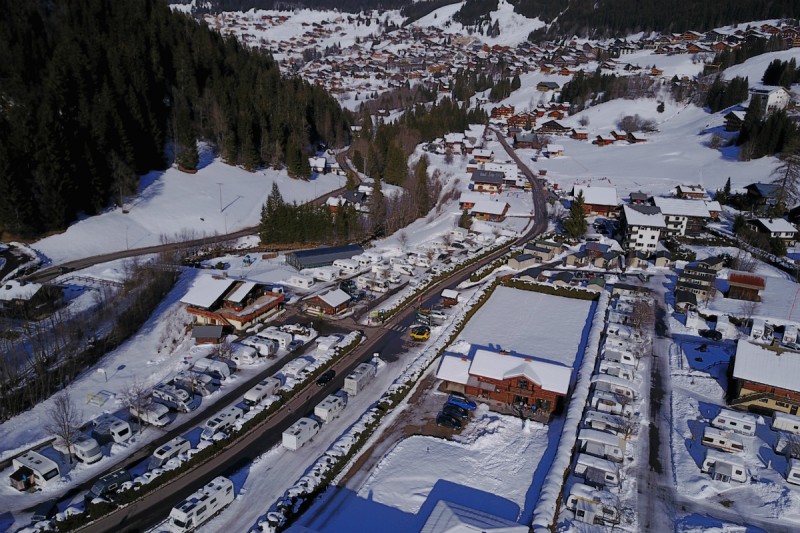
447;394;477;411
316;369;336;386
699;329;722;341
442;403;469;420
436;412;462;429
30;499;58;523
288;339;304;352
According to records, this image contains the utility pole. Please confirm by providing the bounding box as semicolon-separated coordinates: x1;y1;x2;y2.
217;182;223;213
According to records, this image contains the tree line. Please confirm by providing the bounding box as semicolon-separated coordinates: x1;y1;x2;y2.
0;0;349;238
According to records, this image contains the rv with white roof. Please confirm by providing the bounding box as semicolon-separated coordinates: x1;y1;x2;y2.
592;374;637;399
9;451;61;490
258;327;293;350
243;377;281;406
362;251;383;264
343;362;376;397
201;405;243;441
701;426;745;453
772;412;800;436
312;267;340;282
282;417;320;450
600;349;636;367
786;458;800;485
192;357;231;381
314;394;347;423
91;414;132;445
241;336;277;357
448;227;468;242
73;435;103;464
578;428;626;462
283;356;312;379
701;448;747;482
167;476;234;533
351;255;372;268
150;436;191;470
153;384;199;413
590;390;632;417
598;360;635;381
332;259;360;275
173;371;219;397
564;483;620;526
711;409;757;436
130;402;172;427
750;318;766;339
392;262;414;276
231;345;259;366
287;275;315;290
583;410;626;436
574;453;620;487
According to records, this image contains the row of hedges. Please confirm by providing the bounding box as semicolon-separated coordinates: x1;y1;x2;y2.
503;279;600;301
469;251;512;282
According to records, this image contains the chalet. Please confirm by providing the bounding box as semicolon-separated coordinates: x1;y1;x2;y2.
731;340;800;416
652;197;712;236
705;200;722;219
551;271;574;286
585;242;611;258
593;134;616;146
471;201;510;222
674;290;698;313
181;277;285;331
508;112;537;129
341;190;368;212
726;272;766;302
745;182;782;207
191;325;225;344
609;131;628;141
522;242;557;262
514;132;538;149
626;250;650;269
698;255;726;271
307;288;352;315
748;218;797;244
593;251;621;270
308;156;327;174
626;132;649;143
629;191;649;204
724;110;747;132
571;128;589;140
508;254;538;270
472;149;494;163
436;348;572;419
458;191;485;210
490;105;515;120
0;280;62;318
748;85;792;115
536;81;560;92
545;144;565;157
470;169;505;193
621;204;665;254
653;250;673;268
537;120;570;135
572;185;619;217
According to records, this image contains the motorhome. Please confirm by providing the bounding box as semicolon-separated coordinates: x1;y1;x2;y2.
772;412;800;436
362;251;383;264
701;448;747;482
582;410;625;436
591;374;637;399
91;414;132;445
786;458;800;486
85;469;131;505
701;426;745;453
231;347;258;367
367;278;389;293
282;418;321;450
589;390;633;417
283;356;312;379
598;360;635;381
173;371;219;397
392;262;414;276
564;483;620;526
258;327;293;350
578;428;626;462
343;362;376;397
243;377;282;406
574;454;620;488
711;409;757;436
287;275;315;290
332;259;360;275
352;255;372;269
130;402;172;427
410;255;432;268
9;451;60;490
240;336;277;357
167;476;234;533
312;267;340;283
153;384;199;413
73;435;103;464
201;406;243;441
150;436;191;470
192;357;231;381
750;318;766;339
314;394;347;423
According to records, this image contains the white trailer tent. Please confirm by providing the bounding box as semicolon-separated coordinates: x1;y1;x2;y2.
314;394;347;423
10;451;61;490
578;428;626;462
701;448;747;482
150;436;191;470
592;374;637;399
574;453;620;488
564;483;620;526
711;409;757;436
583;410;626;436
282;417;320;450
786;458;800;485
243;377;281;406
343;362;377;397
167;476;234;533
772;412;800;435
701;426;745;453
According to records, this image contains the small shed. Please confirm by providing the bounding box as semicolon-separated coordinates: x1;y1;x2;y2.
307;288;352;315
191;325;224;344
441;289;460;307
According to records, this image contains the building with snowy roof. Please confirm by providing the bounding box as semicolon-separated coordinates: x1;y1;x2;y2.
0;279;62;318
306;288;351;315
470;169;505;193
181;275;284;330
731;340;800;416
470;200;509;222
748;217;797;244
652;197;712;236
748;84;791;115
286;244;364;270
571;185;619;217
621;204;665;254
419;500;527;533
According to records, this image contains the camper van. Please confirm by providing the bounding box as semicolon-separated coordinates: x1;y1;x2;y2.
772;412;800;436
362;251;383;264
574;453;620;488
282;418;321;450
73;435;103;464
786;458;800;486
711;409;757;436
130;402;172;427
343;362;376;397
153;384;199;413
91;414;132;445
192;358;231;381
243;377;282;406
9;451;60;490
564;483;620;526
231;347;258;367
314;394;347;423
150;436;191;470
701;426;745;453
578;428;626;462
85;469;131;505
167;476;234;533
701;448;747;482
201;406;243;441
173;371;219;397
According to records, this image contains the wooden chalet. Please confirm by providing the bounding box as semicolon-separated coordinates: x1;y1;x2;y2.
731;341;800;416
571;128;589;140
491;105;515;120
537;120;570;135
726;272;765;302
307;288;351;315
181;277;285;331
470;200;509;222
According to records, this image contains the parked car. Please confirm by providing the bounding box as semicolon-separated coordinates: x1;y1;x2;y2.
288;339;304;352
442;403;469;420
410;326;431;341
436;412;462;429
699;329;722;341
316;369;336;386
447;394;477;411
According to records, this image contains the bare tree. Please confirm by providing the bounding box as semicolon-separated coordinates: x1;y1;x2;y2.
732;248;757;272
45;391;82;464
578;115;590;127
123;379;152;433
772;149;800;207
216;337;234;361
397;230;409;251
441;232;453;247
738;300;759;337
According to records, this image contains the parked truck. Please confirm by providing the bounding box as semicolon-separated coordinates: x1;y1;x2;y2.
343;362;376;397
282;418;320;450
314;394;347;423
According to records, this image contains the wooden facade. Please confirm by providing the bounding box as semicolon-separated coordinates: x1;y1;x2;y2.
465;375;563;416
733;380;800;416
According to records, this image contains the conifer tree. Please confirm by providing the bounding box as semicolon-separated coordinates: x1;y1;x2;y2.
413;155;431;217
564;192;588;239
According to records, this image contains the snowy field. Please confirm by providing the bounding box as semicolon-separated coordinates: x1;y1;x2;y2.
458;285;594;367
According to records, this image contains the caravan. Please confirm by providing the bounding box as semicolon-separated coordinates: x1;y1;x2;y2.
287;275;315;290
701;426;745;453
167;476;234;533
598;361;635;381
564;483;620;526
786;458;800;486
589;390;632;417
332;259;360;275
582;410;625;436
150;436;191;470
701;448;747;482
91;414;132;445
578;428;626;462
243;377;282;406
9;451;61;490
153;384;199;413
130;403;172;427
192;358;231;381
201;406;243;441
314;394;347;423
574;454;620;488
592;374;637;399
85;469;131;505
73;435;103;464
343;362;376;396
282;418;321;450
173;371;219;397
772;412;800;436
312;267;340;282
711;409;757;436
258;327;293;350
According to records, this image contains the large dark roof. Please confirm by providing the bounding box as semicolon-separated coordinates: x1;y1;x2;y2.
287;244;363;269
470;169;504;185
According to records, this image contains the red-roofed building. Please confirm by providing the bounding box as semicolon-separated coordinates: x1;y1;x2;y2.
727;272;766;302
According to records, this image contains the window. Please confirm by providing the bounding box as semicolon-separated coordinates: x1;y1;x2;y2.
517;379;529;390
735;469;743;475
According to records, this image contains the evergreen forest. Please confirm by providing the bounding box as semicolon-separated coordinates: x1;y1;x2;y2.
0;0;349;237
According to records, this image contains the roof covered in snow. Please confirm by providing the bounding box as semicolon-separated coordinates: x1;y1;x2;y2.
471;201;509;216
419;500;528;533
469;349;572;395
752;217;797;233
572;185;618;207
227;281;257;304
180;275;236;309
318;288;351;308
652;197;711;218
733;341;800;392
623;204;666;228
436;354;472;385
0;280;42;302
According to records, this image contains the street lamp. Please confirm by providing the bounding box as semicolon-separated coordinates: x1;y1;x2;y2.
97;368;107;382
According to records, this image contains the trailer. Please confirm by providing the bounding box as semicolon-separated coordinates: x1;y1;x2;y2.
73;435;103;464
287;275;315;290
257;327;293;350
201;405;243;441
392;262;414;276
243;377;282;406
711;409;757;436
786;458;800;486
589;390;632;417
91;414;132;445
772;412;800;436
343;362;376;397
701;426;744;453
9;451;61;490
192;357;231;381
130;402;172;427
166;476;234;533
701;448;747;483
564;483;620;526
283;356;312;379
240;336;277;357
314;394;347;423
231;345;259;366
582;410;626;436
150;436;191;470
784;325;799;344
173;371;219;397
574;453;620;488
312;266;340;282
333;259;360;275
598;360;635;381
578;428;626;462
592;374;637;399
153;384;199;413
282;417;321;450
85;469;132;505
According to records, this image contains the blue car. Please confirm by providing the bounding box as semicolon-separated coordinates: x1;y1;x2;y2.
447;394;477;411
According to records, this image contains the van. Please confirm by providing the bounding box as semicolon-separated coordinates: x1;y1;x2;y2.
701;448;747;482
201;405;243;440
243;377;281;406
150;436;191;470
701;426;745;453
711;409;757;436
192;357;231;381
91;414;132;445
85;469;132;505
167;476;234;533
73;435;103;464
772;412;800;436
130;402;172;427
